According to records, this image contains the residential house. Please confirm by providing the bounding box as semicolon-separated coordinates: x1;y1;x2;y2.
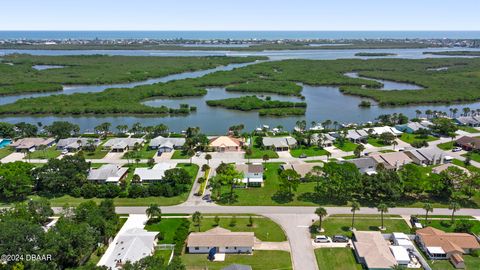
389;246;410;267
149;136;185;153
187;227;254;254
280;162;318;179
10;137;55;152
103;138;145;152
262;136;297;151
396;121;432;134
345;129;369;143
364;126;403;137
133;163;175;183
235;163;264;187
353;231;397;270
56;137;101;152
345;157;378;175
455;116;480;127
404;147;448;166
370;152;413;170
101;227;158;269
209;136;244;152
455;136;480;151
416;227;480;268
312;133;336;147
87;164;128;184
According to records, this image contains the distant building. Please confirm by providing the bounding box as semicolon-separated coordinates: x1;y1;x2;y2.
262;136;297;151
455;116;480;127
87;164;128;184
404;147;448;165
396;121;432;134
10;137;55;152
209;136;244;152
345;129;369;143
364;126;403;136
187;227;254;254
312;133;336;147
235;163;264;187
345;157;377;175
103;138;145;152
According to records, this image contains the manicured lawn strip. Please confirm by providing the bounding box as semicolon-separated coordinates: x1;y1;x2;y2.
315;216;411;238
191;215;286;242
462;152;480;163
290;146;330;158
181;250;292;270
428;255;480;270
437;141;454;150
314;248;362;270
0;147;13;159
171;150;192;159
421;219;480;235
333;141;358;152
84;141;109;159
367;137;390;147
122;144;156;159
40;195;190;207
452;159;480;173
329;214;401;218
457;125;479;133
145;218;188;244
400;133;438;145
25;146;61;159
342;155;356;160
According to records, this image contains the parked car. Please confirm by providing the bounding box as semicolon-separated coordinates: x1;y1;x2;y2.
452;147;462;152
314;235;331;243
299;153;307;159
332;235;349;243
410;216;423;228
195;151;202;157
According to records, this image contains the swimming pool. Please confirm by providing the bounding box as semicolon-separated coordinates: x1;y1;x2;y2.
0;139;12;149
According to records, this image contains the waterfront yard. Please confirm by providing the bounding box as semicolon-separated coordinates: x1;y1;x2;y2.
315;248;362;270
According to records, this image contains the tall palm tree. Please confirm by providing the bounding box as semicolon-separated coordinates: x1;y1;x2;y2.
192;211;202;231
146;204;161;221
392;140;398;150
423;203;433;224
262;154;269;166
205;153;212;165
245;148;252;163
315;207;328;232
377;203;388;230
350;201;361;230
449;201;460;223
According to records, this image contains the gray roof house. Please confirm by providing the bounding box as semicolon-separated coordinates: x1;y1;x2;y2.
455;116;480;127
149;136;185;153
404;147;448;166
345;157;378;175
312;133;336;147
395;121;432;133
56;137;101;151
87;164;128;184
10;137;55;152
103;138;144;152
346;129;368;143
262;136;297;151
133;163;175;183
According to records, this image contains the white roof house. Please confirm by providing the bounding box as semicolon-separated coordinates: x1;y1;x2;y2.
353;231;397;270
88;164;128;184
104;138;144;151
56;137;101;150
262;136;297;150
389;245;410;265
364;126;403;136
133;163;175;182
346;129;369;142
149;136;185;150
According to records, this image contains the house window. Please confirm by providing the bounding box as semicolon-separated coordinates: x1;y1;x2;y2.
194;247;199;250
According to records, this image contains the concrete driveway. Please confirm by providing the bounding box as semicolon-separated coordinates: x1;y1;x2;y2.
1;152;25;163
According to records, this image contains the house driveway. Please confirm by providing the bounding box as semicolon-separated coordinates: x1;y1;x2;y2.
1;152;24;163
254;238;290;251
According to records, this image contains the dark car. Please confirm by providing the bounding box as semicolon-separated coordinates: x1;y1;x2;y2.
332;235;349;243
299;153;307;159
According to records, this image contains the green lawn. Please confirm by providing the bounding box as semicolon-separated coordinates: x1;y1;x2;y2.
182;250;292;270
171;150;193;159
367;137;390;147
122;144;157;159
400;133;439;145
84;141;109;159
437;141;455;150
315;248;362;270
428;255;480;270
190;215;286;242
333;141;358;152
290;146;330;158
145;218;188;243
422;219;480;235
314;215;411;238
0;147;13;159
25;146;61;159
457;125;479;133
245;148;279;159
462;152;480;163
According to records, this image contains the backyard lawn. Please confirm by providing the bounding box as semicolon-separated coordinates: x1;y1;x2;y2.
400;133;439;145
145;218;188;243
0;147;13;159
25;146;61;159
367;137;390;147
122;144;157;159
428;255;480;270
182;250;292;270
83;141;109;159
190;215;286;242
437;141;454;150
245;148;279;159
171;150;193;159
333;141;358;152
457;125;479;133
315;248;362;270
290;146;330;158
313;215;411;238
462;152;480;163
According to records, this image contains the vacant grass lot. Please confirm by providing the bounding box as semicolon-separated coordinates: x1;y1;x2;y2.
290;146;330;158
333;141;358;152
182;250;292;270
315;248;362;270
122;144;157;159
437;141;455;150
400;133;438;145
25;146;61;159
145;218;188;244
367;137;390;147
171;150;193;159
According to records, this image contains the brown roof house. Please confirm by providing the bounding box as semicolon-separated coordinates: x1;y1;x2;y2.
10;137;55;152
209;136;245;152
353;231;397;270
456;136;480;151
416;227;480;268
370;152;413;170
235;163;264;187
187;227;254;254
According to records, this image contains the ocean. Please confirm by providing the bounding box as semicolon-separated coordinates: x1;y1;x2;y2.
1;31;480;40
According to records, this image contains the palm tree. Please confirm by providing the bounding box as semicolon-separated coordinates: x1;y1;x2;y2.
423;203;433;224
377;203;388;230
415;110;422;118
262;154;269;166
392;140;398;150
315;207;328;232
354;144;365;158
132;174;141;184
146;204;161;221
205;153;212;165
187;148;195;165
350;201;360;230
245;148;252;163
326;151;331;162
192;211;202;231
449;201;460;223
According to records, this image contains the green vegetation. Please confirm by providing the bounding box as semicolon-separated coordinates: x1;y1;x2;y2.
355;52;397;57
462;152;480;163
367;137;390;147
245;144;279;159
457;125;479;133
334;141;358;152
226;80;303;96
400;133;438;145
428;255;480;270
424;51;480;56
25;146;61;159
182;250;292;270
315;248;362;270
290;145;330;157
122;144;156;159
171;150;193;159
437;141;455;150
206;95;306;116
145;218;187;244
0;147;13;159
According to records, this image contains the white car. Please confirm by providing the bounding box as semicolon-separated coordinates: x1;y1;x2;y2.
314;235;331;243
452;147;462;152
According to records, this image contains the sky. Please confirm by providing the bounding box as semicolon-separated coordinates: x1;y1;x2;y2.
1;0;479;31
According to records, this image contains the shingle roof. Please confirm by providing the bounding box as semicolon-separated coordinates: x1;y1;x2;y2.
149;136;185;148
88;164;128;181
187;227;254;248
353;231;397;269
456;136;480;150
416;227;480;254
262;136;297;148
104;138;144;148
